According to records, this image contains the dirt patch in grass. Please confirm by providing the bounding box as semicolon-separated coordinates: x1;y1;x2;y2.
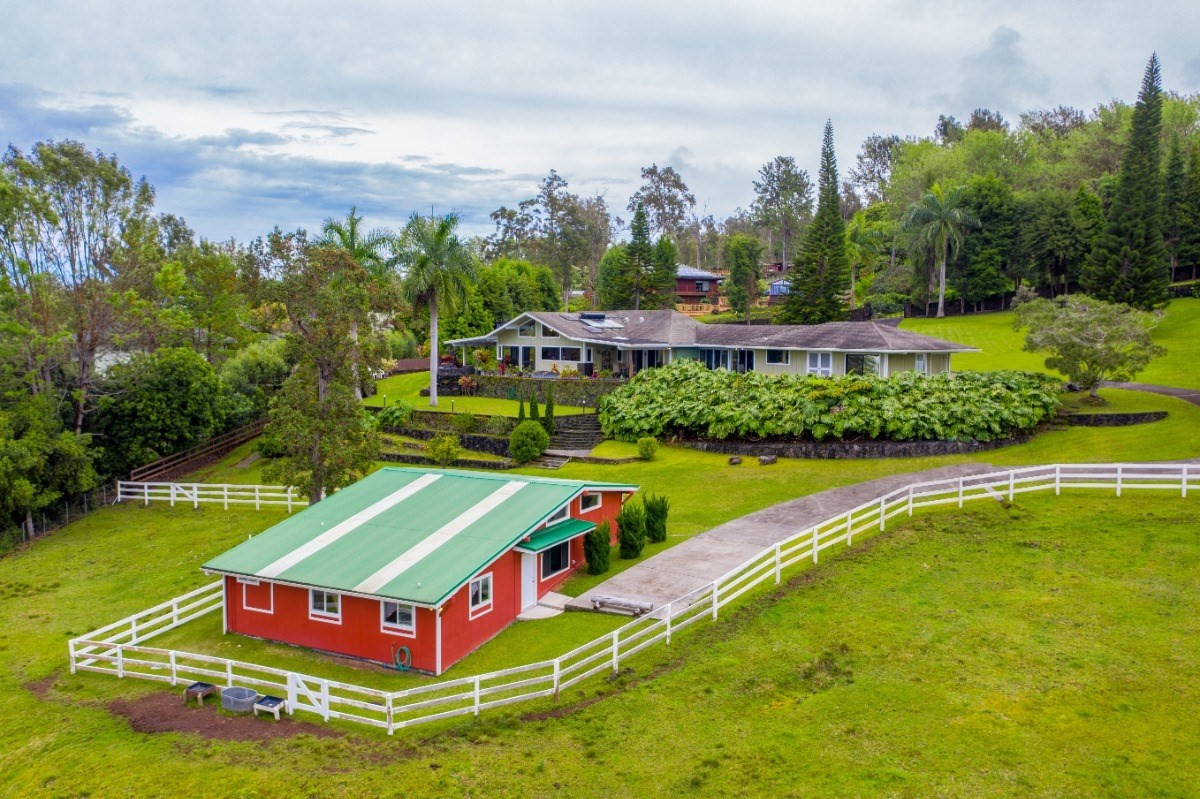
108;691;341;741
24;673;58;697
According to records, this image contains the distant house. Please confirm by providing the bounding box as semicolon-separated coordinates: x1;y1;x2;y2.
448;309;974;378
674;264;724;311
204;468;637;674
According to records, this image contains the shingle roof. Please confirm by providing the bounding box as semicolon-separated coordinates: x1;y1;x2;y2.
202;468;636;607
675;264;724;280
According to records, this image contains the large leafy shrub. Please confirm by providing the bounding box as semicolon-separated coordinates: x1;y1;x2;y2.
428;434;462;467
584;520;611;575
598;360;1060;443
616;502;647;559
376;401;414;428
509;420;549;463
637;436;659;460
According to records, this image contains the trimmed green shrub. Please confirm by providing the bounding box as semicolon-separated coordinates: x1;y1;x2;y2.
543;384;556;436
599;359;1061;443
376;401;413;429
637;436;659;460
428;434;462;467
616;502;647;559
584;521;611;575
517;398;526;423
484;415;511;436
509;420;550;463
643;492;670;543
529;395;541;424
451;413;478;434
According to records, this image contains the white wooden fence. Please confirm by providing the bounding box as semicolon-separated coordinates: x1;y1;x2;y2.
75;462;1195;734
117;481;305;512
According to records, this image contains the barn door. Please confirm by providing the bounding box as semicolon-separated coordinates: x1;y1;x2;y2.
520;552;537;610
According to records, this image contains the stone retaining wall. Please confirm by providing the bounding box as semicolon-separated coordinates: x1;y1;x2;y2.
475;375;623;406
683;434;1031;460
1066;411;1167;427
384;426;512;458
378;451;513;470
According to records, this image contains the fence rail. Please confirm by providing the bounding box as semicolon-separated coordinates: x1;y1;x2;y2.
129;419;267;482
73;462;1194;734
117;481;305;512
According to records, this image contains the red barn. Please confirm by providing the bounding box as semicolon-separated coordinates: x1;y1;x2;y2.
203;468;636;675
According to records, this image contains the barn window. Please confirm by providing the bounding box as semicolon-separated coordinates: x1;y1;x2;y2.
309;590;341;622
541;541;571;579
580;493;601;513
766;349;790;365
381;601;416;635
469;574;493;618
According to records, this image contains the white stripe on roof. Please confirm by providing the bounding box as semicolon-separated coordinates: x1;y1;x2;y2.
256;473;442;579
353;480;529;595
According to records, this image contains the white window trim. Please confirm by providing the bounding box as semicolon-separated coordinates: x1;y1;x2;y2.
308;589;342;624
540;541;572;581
807;352;833;377
517;322;535;338
766;349;790;366
241;579;274;614
380;600;417;637
469;573;494;619
915;353;927;374
541;324;559;338
546;506;569;524
580;493;602;513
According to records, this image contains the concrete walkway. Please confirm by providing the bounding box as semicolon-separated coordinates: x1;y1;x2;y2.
1101;381;1200;407
566;462;1000;613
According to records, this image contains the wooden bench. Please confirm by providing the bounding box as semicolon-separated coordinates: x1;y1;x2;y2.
253;695;288;721
184;681;217;706
591;595;654;616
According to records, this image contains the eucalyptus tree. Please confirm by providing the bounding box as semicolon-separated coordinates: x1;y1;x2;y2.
902;184;978;317
395;213;477;406
751;156;813;267
627;164;695;242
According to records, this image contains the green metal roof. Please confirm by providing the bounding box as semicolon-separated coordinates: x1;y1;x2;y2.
515;518;595;553
203;468;636;606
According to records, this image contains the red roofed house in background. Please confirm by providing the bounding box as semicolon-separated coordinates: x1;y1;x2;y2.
204;468;637;675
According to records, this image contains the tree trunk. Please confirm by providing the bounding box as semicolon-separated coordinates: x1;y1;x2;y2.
73;349;91;435
350;320;363;401
849;262;857;311
936;245;947;318
428;294;439;407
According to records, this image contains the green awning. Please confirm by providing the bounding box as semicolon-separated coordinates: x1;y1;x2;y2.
515;519;596;553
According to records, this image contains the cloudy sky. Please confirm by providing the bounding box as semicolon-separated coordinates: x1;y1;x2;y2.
3;1;1198;242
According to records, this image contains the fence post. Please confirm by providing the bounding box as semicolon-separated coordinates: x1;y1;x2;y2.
224;484;229;511
552;658;561;699
287;487;293;514
879;496;886;530
907;485;914;516
665;602;673;645
1008;472;1015;502
958;477;964;508
711;582;719;620
473;676;482;716
774;543;782;584
287;673;297;715
320;679;330;721
1116;465;1122;497
69;640;76;675
193;484;199;510
812;527;819;563
130;616;138;645
1183;464;1189;498
170;483;176;507
845;512;853;546
1055;464;1061;496
255;485;261;511
386;695;394;736
144;483;149;506
169;651;177;686
226;660;234;688
117;645;125;678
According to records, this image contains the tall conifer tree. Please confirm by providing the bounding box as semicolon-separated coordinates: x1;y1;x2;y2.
1162;137;1187;282
1178;145;1200;281
779;120;849;324
1082;54;1169;309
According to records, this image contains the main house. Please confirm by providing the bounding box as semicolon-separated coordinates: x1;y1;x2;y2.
203;468;636;675
448;309;974;378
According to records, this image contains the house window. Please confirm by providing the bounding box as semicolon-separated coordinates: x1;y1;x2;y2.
381;601;416;635
580;493;601;513
699;349;729;370
541;346;561;360
807;352;833;377
845;354;881;376
240;578;273;614
561;347;582;362
469;574;493;617
541;541;571;579
518;322;535;338
541;325;559;337
547;506;569;524
695;281;710;292
766;349;790;365
914;353;927;374
309;590;341;622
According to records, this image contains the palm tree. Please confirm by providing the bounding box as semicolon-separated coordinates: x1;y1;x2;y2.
844;214;885;311
902;185;978;317
394;213;477;406
318;207;397;398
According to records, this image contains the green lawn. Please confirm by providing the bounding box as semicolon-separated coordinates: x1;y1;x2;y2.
3;488;1196;796
365;372;589;416
902;296;1200;391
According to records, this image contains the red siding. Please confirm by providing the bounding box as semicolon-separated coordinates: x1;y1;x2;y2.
221;487;634;675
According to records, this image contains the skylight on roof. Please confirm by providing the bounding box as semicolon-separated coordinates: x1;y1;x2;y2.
583;319;624;329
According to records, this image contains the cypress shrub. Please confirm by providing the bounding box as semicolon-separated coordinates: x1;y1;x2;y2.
509;420;550;463
643;492;670;543
616;502;647;559
517;397;526;423
529;395;540;424
543;384;556;436
584;521;611;575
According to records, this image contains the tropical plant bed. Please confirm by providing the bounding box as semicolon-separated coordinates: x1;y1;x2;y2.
599;360;1061;444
